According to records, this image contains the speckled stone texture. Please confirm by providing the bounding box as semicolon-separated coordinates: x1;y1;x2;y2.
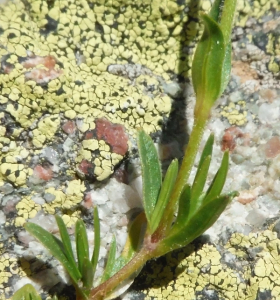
0;0;280;299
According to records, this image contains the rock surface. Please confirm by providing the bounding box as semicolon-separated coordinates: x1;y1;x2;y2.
0;0;280;299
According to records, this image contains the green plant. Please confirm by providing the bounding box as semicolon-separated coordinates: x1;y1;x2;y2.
13;0;238;299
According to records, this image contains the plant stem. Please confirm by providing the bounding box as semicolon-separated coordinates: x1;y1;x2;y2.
157;112;208;235
88;246;154;300
173;115;207;202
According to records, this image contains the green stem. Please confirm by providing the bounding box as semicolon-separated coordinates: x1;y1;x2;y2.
156;112;208;235
88;246;154;300
172;115;207;202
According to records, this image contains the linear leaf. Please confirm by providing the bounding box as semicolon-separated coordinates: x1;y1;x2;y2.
220;42;232;95
12;284;42;300
209;0;236;96
190;155;211;212
137;130;162;225
209;0;223;21
91;207;100;278
158;134;213;234
75;220;90;274
192;14;225;109
81;257;94;295
197;134;214;171
101;236;117;283
162;192;237;252
220;0;237;45
55;215;79;276
150;159;178;234
24;222;81;283
169;184;191;235
203;150;229;205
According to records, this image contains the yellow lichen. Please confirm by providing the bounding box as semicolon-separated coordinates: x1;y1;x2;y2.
0;254;17;289
0;144;32;186
139;229;280;299
62;210;82;228
32;114;61;148
0;0;279;298
42;180;85;222
220;101;248;126
15;195;41;226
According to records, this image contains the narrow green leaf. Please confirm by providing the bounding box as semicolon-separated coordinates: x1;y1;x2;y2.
192;14;225;109
75;220;90;274
101;236;117;283
81;257;94;295
150;159;178;234
197;134;214;171
24;223;81;283
209;0;223;22
137;130;162;225
159;125;211;234
204;151;229;205
190;134;214;206
220;0;237;45
12;284;41;300
190;155;211;209
91;207;100;277
55;215;79;276
163;192;237;252
220;42;232;95
209;0;236;96
169;184;191;234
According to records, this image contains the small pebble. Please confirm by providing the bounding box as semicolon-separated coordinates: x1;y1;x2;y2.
265;136;280;158
33;165;53;181
0;183;14;195
62;120;76;134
